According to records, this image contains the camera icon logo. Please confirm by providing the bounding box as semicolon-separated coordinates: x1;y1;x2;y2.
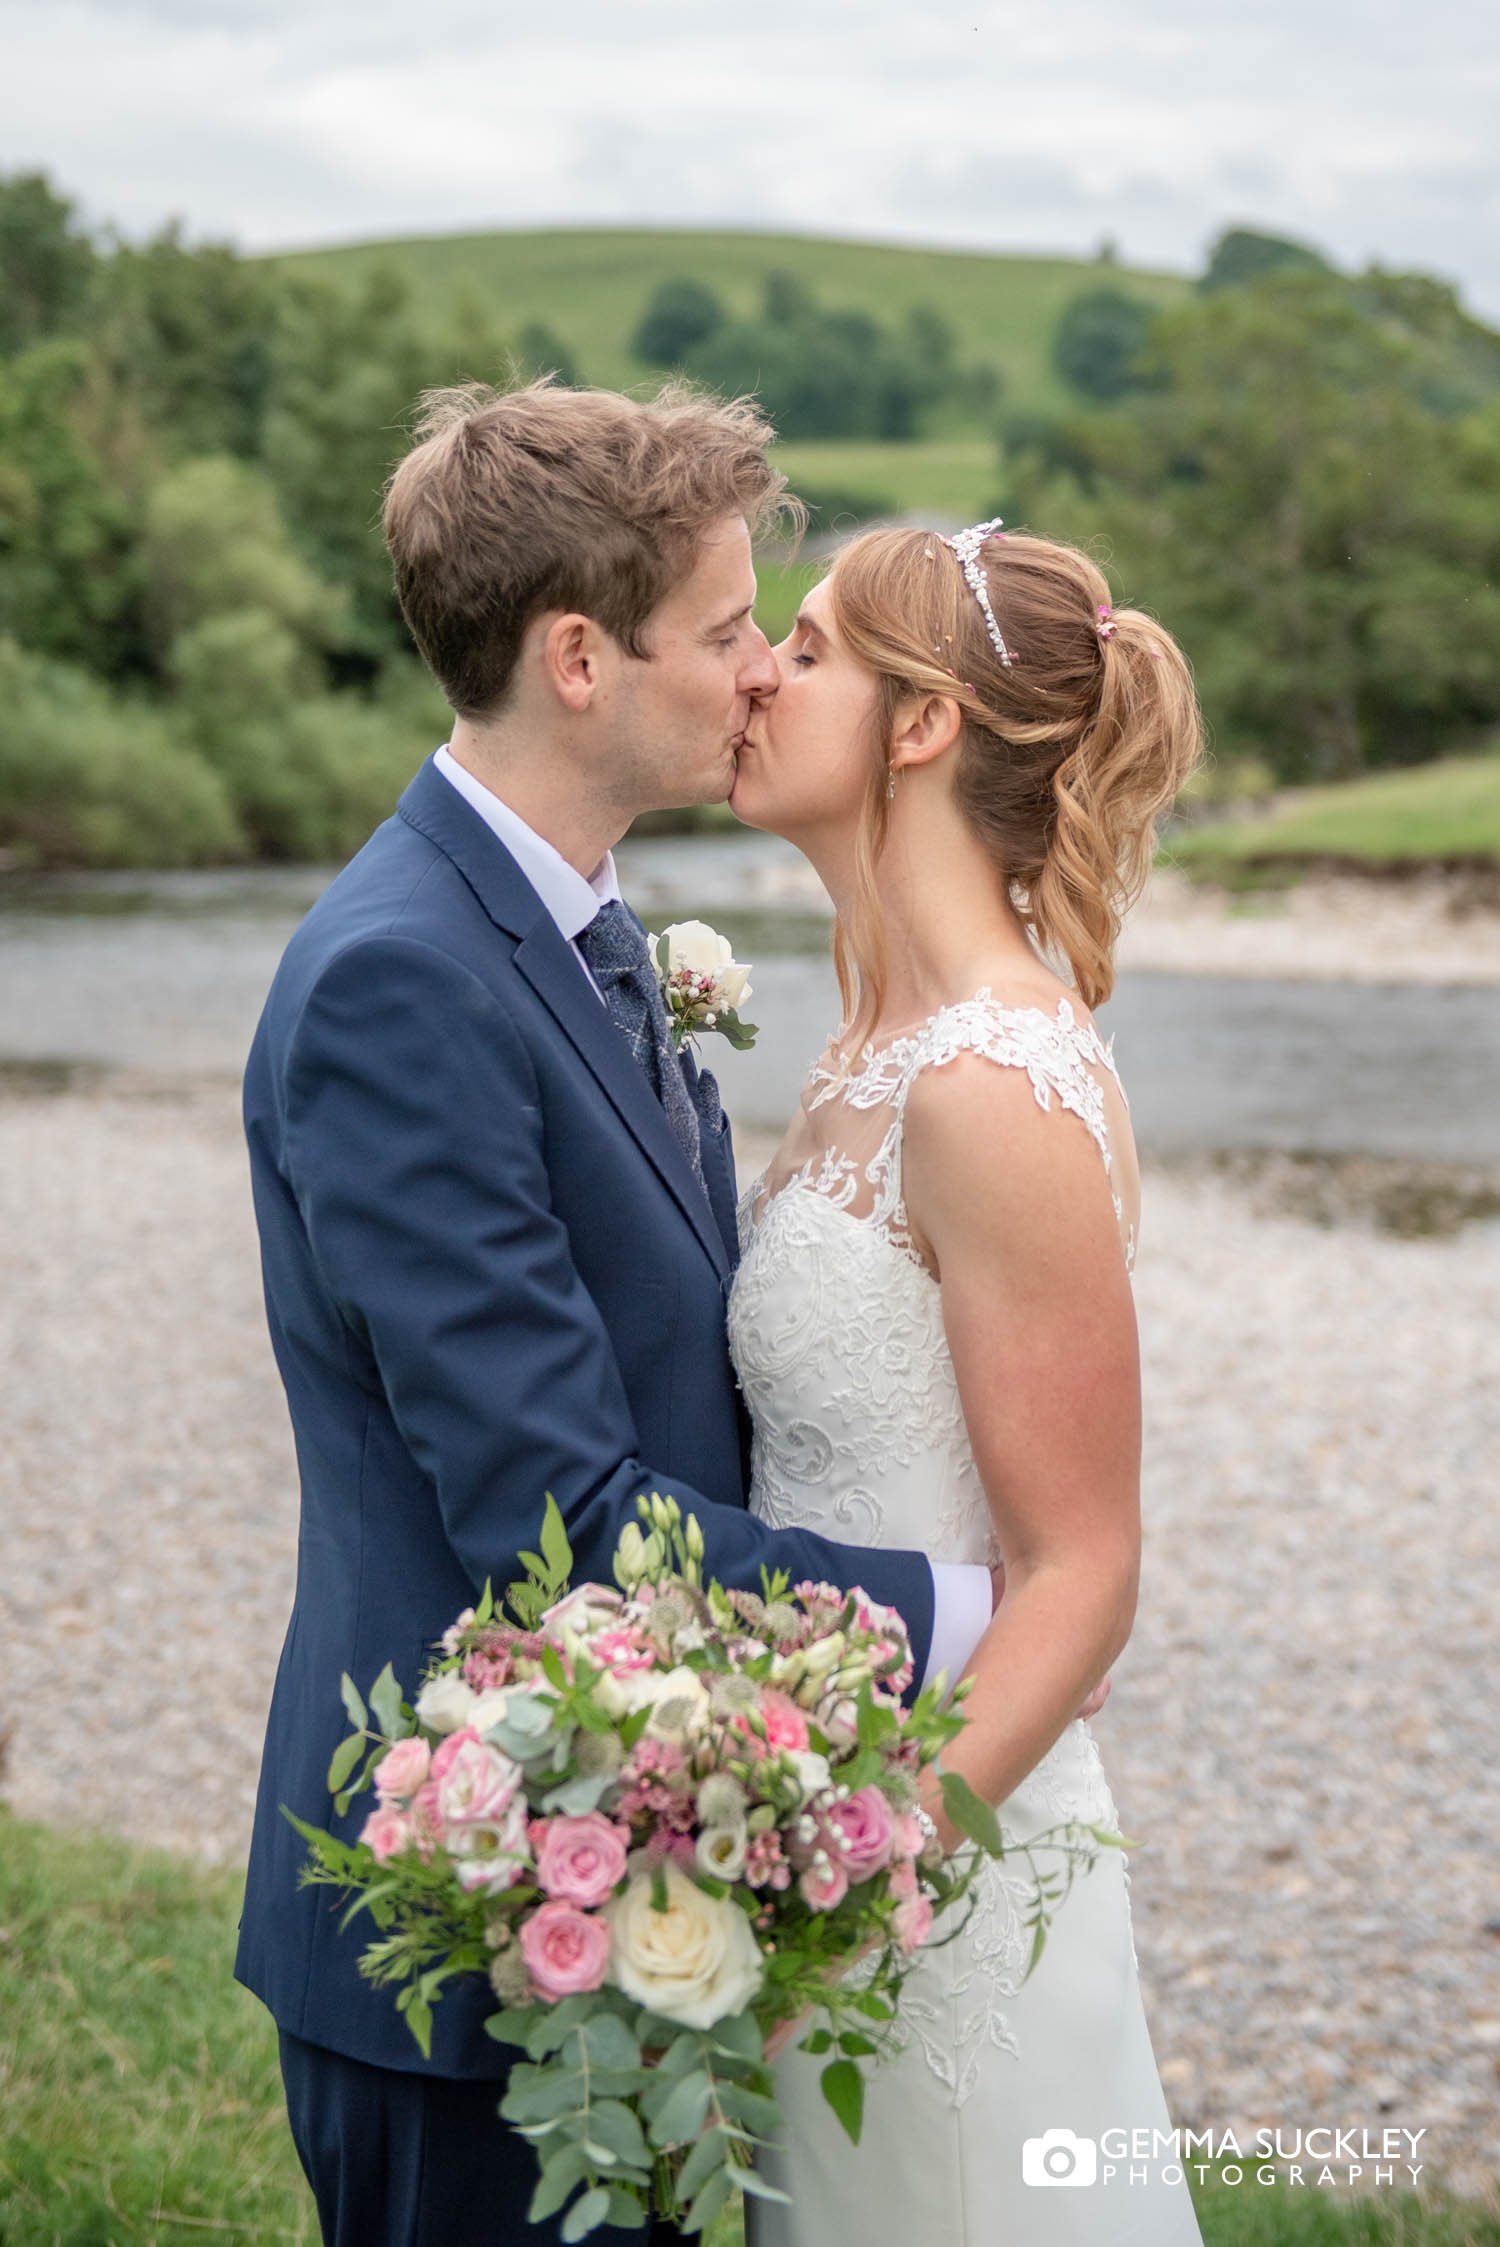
1022;2129;1099;2188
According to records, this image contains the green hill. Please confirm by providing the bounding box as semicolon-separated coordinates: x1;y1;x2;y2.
270;226;1187;421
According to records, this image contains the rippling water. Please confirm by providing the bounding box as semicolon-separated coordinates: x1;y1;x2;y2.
3;837;1497;1163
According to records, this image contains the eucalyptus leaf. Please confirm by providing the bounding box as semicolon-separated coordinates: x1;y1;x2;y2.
339;1673;367;1732
681;2164;734;2235
560;2186;612;2243
527;2144;592;2223
583;2098;650;2169
674;2124;728;2204
736;2169;792;2203
579;2014;642;2071
649;2068;712;2149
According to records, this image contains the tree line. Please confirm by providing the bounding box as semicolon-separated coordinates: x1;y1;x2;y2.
1;171;1496;867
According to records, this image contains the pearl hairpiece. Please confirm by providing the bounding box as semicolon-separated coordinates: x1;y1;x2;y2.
940;517;1014;670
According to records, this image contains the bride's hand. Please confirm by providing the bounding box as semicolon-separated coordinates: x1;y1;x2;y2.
990;1558;1111;1722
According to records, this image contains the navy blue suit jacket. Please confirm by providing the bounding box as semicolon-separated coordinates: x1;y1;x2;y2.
235;756;936;2078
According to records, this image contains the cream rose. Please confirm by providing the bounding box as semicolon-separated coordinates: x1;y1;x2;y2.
414;1672;478;1735
605;1862;763;2030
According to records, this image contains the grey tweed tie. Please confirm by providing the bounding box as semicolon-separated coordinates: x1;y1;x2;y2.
576;901;706;1191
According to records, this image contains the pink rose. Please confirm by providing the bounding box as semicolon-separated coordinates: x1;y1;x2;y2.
450;1794;532;1893
535;1813;630;1909
798;1858;849;1912
359;1805;410;1863
888;1855;919;1901
520;1901;612;2001
374;1736;432;1801
434;1737;522;1832
826;1786;896;1882
891;1809;926;1860
430;1726;481;1782
758;1689;809;1755
892;1892;933;1953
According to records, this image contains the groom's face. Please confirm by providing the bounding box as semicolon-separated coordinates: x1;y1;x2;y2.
607;515;777;813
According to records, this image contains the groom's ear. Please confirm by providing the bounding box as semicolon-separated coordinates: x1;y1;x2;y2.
535;612;608;714
890;691;963;775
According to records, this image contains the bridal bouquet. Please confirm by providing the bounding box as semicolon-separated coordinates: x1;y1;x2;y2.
292;1495;1110;2239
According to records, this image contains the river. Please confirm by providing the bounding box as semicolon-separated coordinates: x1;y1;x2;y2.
2;838;1497;1163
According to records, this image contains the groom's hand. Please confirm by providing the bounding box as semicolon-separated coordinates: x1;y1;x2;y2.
989;1559;1112;1721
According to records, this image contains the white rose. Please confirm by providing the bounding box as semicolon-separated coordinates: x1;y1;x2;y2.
716;962;752;1011
469;1688;514;1736
414;1673;478;1735
656;920;726;978
605;1863;763;2030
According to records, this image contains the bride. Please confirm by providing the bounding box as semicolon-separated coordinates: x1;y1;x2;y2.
726;522;1205;2244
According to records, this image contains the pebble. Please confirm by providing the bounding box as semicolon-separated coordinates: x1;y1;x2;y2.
1;1076;1496;2196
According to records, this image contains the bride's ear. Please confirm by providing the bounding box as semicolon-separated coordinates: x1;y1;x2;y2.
890;691;963;777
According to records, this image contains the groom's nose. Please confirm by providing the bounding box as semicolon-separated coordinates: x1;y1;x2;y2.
738;624;778;700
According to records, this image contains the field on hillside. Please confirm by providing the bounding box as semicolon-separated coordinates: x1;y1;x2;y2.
275;226;1185;417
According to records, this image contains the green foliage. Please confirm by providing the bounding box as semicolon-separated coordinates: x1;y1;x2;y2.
0;638;245;868
1052;286;1158;401
93;223;279;459
1006;272;1500;781
1168;744;1500;878
632;276;726;364
142;452;346;656
1200;226;1333;293
0;169;97;356
516;319;582;387
682;273;973;441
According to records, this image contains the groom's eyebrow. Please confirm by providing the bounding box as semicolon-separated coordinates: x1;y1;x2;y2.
705;600;755;637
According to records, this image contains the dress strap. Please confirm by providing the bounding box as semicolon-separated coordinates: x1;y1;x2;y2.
899;991;1124;1180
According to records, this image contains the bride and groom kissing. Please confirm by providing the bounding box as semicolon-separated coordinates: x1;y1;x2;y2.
237;377;1205;2245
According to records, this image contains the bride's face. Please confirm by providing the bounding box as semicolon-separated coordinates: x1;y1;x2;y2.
730;573;882;844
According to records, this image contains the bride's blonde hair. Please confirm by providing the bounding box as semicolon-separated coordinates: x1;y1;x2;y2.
825;526;1202;1045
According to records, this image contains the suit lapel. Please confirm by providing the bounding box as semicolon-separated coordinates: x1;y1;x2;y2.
398;757;729;1283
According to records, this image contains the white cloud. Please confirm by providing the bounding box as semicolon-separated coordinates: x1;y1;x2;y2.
0;0;1495;316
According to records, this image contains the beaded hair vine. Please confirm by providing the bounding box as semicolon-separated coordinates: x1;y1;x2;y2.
940;517;1014;670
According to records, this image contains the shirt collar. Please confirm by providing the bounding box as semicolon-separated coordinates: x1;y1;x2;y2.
434;744;620;941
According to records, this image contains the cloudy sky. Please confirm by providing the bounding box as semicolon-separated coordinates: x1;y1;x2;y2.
4;0;1498;316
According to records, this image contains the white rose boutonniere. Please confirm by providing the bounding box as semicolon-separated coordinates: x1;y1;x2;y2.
648;919;758;1052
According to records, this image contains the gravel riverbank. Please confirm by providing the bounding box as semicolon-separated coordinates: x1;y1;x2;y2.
1;1077;1496;2197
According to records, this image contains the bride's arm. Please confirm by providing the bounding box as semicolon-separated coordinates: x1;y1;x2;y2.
900;1052;1141;1843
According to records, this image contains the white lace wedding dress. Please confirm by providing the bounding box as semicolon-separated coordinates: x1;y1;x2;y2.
727;992;1203;2246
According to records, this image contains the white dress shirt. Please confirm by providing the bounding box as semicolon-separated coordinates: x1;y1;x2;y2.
434;745;992;1696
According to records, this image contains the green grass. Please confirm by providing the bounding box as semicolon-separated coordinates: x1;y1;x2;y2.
0;1811;316;2245
270;226;1185;420
2;1813;1494;2245
770;436;1000;521
1167;747;1500;881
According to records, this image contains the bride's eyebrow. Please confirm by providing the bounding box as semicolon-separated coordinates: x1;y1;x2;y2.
793;614;829;644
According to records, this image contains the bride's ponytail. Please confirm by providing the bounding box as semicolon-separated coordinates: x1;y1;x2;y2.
828;529;1202;1016
1027;607;1201;1006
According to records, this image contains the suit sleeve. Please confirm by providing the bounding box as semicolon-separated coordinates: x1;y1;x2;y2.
280;936;937;1678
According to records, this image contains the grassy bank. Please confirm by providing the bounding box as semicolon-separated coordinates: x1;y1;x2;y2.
274;227;1184;418
1167;748;1500;884
1;1814;1495;2245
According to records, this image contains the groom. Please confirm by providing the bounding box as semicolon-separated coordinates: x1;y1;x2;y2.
236;379;998;2246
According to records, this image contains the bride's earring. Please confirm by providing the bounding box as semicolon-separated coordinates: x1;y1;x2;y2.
886;766;897;802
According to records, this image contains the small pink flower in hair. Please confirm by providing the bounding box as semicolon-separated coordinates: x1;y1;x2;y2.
1096;604;1117;641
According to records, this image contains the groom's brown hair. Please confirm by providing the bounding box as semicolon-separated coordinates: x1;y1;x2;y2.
384;378;795;718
